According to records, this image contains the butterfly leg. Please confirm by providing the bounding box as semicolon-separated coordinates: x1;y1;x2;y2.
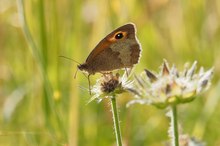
87;74;91;95
125;68;129;77
74;67;79;79
125;67;133;77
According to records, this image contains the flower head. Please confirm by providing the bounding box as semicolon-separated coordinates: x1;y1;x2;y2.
88;72;133;103
128;60;213;108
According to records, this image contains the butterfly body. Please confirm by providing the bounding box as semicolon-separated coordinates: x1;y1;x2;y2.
78;23;141;75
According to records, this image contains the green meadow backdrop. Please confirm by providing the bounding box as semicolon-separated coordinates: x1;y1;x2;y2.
0;0;220;145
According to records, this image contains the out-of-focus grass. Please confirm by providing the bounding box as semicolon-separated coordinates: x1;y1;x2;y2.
0;0;219;145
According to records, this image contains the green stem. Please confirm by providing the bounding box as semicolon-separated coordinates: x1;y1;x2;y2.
171;105;179;146
111;96;122;146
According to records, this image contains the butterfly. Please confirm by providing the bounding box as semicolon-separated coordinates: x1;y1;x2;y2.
62;23;141;94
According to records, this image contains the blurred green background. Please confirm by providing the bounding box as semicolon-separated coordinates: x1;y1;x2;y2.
0;0;220;145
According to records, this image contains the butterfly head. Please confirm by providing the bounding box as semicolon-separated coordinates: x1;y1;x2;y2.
78;63;87;71
77;63;95;75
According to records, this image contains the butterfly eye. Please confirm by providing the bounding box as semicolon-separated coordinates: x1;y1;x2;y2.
115;32;124;39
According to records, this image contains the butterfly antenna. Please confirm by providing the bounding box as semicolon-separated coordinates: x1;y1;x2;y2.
59;55;81;65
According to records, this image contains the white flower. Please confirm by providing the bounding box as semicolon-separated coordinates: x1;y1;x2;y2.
128;60;213;108
88;72;133;103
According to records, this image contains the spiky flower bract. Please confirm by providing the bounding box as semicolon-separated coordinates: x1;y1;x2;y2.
128;60;213;109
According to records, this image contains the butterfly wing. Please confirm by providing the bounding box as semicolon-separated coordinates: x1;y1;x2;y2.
83;23;141;74
85;47;124;73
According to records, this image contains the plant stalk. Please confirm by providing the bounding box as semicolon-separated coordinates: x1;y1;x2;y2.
111;96;122;146
171;105;179;146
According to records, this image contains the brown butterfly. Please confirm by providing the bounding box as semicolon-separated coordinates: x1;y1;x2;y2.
67;23;141;94
78;23;141;75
